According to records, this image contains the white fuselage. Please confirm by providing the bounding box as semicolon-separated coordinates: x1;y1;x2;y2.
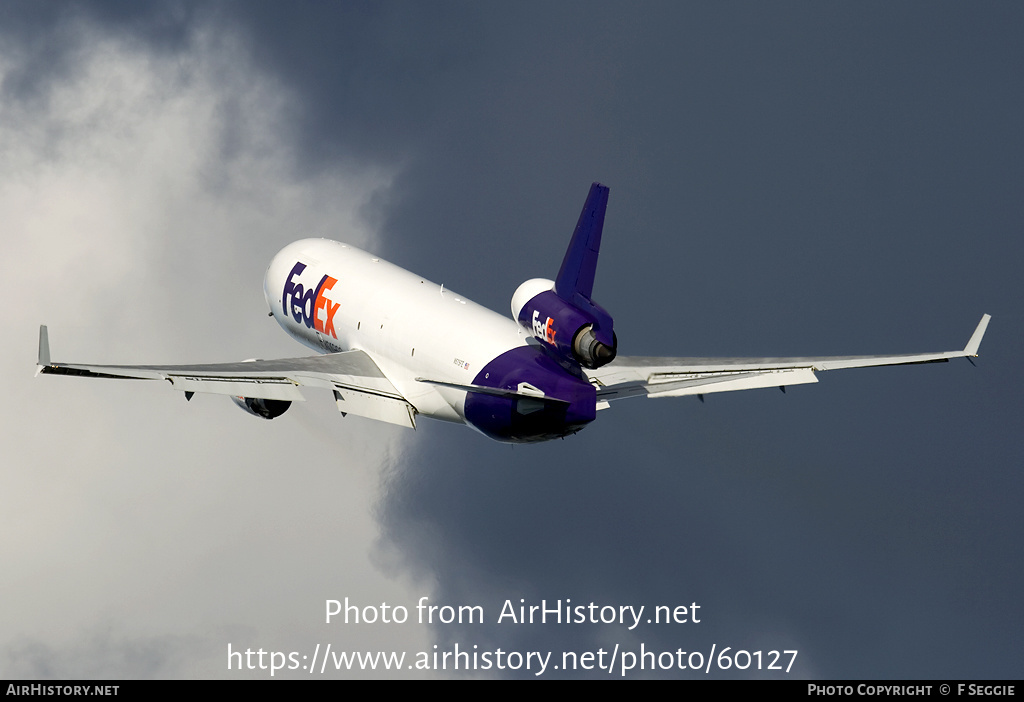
263;239;530;424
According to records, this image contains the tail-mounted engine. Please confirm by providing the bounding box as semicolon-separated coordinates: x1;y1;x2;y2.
230;395;292;419
511;279;617;369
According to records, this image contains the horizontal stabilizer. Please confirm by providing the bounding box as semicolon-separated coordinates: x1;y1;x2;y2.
415;377;569;403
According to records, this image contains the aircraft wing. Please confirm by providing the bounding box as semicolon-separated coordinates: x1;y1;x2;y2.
36;325;417;427
586;315;991;403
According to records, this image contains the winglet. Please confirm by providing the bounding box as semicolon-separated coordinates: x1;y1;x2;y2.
38;325;51;367
964;314;991;357
555;182;610;303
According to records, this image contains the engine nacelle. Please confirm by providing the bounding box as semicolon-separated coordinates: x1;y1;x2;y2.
230;395;292;419
511;279;617;369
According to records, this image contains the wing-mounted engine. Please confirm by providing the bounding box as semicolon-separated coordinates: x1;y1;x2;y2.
508;182;618;369
230;395;292;419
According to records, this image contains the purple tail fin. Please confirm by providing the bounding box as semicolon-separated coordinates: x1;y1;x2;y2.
555;182;609;304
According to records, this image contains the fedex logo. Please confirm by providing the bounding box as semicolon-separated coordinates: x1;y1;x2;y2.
532;310;557;345
283;262;340;338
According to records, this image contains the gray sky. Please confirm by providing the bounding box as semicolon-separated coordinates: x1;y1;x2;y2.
2;2;1021;679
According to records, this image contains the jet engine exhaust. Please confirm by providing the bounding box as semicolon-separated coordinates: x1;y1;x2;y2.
572;325;617;368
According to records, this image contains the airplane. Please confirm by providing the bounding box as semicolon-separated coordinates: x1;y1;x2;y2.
37;183;990;443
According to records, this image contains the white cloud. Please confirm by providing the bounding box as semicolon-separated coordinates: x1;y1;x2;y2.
0;22;433;678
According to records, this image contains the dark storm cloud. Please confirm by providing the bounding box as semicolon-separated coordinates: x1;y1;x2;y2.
353;4;1021;678
215;3;644;299
5;2;1021;678
0;2;197;101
